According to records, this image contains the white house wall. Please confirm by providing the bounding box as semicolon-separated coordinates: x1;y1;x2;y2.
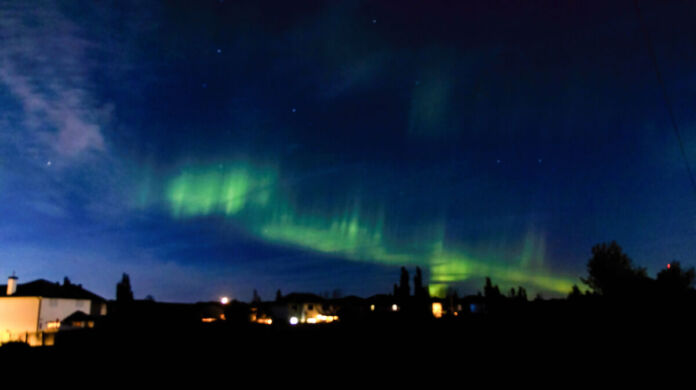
38;298;91;331
0;297;40;341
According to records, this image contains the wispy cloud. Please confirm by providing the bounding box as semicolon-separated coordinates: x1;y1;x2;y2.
0;2;135;223
0;2;110;159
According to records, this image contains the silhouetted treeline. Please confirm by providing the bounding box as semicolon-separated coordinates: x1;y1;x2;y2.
5;240;696;359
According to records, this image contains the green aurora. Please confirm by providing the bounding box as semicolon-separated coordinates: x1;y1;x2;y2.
159;161;578;297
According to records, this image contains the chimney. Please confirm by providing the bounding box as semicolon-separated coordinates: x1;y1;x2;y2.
7;274;18;296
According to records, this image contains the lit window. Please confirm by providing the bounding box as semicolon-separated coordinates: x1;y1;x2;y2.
256;318;272;325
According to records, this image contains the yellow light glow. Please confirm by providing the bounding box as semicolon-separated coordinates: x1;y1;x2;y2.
298;314;339;324
370;304;375;311
432;302;443;319
392;304;398;312
46;321;61;329
201;317;217;323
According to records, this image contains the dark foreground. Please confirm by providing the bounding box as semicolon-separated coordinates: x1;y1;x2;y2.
3;302;693;370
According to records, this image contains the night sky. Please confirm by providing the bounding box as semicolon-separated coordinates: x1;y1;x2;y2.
2;1;696;302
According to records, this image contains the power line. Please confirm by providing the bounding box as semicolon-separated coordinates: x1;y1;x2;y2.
633;0;696;198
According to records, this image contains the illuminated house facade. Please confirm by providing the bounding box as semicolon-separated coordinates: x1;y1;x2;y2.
0;276;107;346
267;293;338;325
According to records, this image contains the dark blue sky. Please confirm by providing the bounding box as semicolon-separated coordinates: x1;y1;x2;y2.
1;0;695;302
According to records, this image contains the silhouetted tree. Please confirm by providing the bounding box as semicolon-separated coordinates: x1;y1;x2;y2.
275;289;282;302
657;261;695;293
331;289;343;299
252;289;261;304
568;284;583;300
414;267;429;299
445;287;459;314
516;286;527;301
581;241;647;296
398;267;410;298
445;286;459;300
145;294;155;302
483;277;501;299
411;266;431;318
116;273;134;302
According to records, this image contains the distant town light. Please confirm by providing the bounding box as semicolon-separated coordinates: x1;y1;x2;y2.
432;302;443;319
290;316;299;325
667;263;671;269
391;304;398;312
370;304;375;311
220;296;230;305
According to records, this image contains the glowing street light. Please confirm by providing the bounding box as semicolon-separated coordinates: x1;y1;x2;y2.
220;296;230;305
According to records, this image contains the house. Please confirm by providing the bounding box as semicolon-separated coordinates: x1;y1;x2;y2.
266;293;338;325
61;310;98;330
366;293;401;313
0;275;107;346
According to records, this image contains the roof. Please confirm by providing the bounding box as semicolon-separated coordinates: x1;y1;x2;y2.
62;310;93;323
277;292;325;303
367;294;397;304
0;279;105;301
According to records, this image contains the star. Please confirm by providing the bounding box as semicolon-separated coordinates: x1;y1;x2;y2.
201;83;207;88
291;108;297;113
496;159;501;164
538;158;543;163
372;19;377;24
46;160;52;167
216;49;222;54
